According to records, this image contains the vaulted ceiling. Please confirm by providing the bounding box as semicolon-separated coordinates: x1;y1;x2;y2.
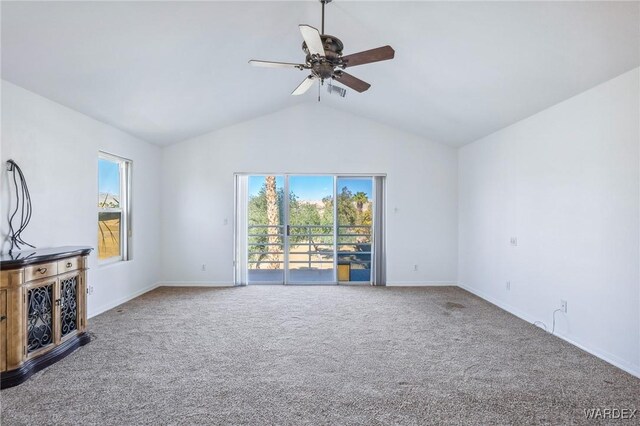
2;1;639;147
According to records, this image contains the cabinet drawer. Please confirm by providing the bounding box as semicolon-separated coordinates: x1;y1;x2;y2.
24;262;58;282
57;257;80;273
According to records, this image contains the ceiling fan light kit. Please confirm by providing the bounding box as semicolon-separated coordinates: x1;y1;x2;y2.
249;0;394;97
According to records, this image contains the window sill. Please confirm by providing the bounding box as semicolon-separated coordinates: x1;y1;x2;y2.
98;257;126;268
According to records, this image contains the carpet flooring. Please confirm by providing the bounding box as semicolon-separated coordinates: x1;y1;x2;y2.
1;286;639;425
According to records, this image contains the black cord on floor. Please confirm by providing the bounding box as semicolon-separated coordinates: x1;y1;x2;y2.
6;160;35;254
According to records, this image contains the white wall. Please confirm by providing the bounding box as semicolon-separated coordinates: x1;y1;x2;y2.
0;81;162;317
458;68;640;377
161;103;458;286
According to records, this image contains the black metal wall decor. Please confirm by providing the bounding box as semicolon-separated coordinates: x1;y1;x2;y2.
6;160;35;254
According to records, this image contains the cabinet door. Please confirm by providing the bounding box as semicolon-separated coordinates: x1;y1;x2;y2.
25;280;56;356
59;273;80;340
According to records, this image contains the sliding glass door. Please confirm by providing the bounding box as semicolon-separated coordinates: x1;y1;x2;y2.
336;177;373;283
244;174;375;285
247;175;285;284
287;176;335;283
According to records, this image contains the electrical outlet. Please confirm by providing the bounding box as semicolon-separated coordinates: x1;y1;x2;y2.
510;237;518;246
561;300;568;313
413;264;418;272
201;264;206;271
223;218;228;225
87;285;94;295
506;281;511;291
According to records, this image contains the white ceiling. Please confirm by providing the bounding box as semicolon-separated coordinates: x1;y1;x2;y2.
2;1;639;147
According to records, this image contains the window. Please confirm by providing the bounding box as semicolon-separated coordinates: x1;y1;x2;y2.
98;152;131;262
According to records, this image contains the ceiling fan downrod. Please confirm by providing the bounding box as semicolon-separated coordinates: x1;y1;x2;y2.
320;0;331;35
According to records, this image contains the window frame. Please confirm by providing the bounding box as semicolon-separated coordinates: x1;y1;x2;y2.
98;151;132;264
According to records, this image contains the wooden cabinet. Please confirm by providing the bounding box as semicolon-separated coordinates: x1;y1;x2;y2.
0;246;92;389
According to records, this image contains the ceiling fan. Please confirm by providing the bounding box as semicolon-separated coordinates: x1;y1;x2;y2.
249;0;395;97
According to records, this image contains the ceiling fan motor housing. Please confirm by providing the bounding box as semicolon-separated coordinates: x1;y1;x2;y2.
303;35;345;79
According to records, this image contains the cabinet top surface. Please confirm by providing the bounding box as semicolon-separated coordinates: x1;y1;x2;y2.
0;246;93;269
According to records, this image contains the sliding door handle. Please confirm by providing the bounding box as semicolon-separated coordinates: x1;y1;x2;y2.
286;225;291;236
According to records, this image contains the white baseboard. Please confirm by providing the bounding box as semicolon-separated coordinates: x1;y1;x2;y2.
88;281;160;319
156;282;455;287
163;282;456;287
157;281;234;287
457;282;640;379
387;281;457;287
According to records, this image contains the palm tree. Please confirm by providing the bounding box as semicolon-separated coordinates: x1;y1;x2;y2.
353;192;368;214
265;176;280;269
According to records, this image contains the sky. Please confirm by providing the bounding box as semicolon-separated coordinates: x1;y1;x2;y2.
98;158;120;196
248;175;372;201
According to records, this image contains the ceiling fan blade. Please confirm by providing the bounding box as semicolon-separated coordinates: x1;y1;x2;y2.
341;46;395;68
291;75;317;96
299;24;325;57
333;72;371;93
249;60;305;69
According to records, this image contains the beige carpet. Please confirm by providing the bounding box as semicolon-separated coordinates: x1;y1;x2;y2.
1;286;638;425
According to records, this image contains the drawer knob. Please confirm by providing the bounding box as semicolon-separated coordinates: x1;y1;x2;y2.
66;262;73;268
0;315;6;321
37;267;47;274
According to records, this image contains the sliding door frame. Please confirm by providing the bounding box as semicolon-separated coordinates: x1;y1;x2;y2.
333;175;339;284
336;175;376;286
283;175;291;285
234;172;386;286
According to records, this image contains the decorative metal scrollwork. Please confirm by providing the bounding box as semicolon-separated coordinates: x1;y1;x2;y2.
27;285;53;352
60;276;78;337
